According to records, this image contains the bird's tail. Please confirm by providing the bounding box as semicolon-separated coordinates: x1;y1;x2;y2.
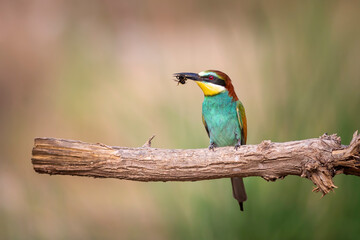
231;177;247;211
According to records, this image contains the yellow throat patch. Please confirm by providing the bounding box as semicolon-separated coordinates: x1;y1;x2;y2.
196;81;226;96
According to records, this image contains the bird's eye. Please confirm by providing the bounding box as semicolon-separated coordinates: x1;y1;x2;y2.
208;75;214;80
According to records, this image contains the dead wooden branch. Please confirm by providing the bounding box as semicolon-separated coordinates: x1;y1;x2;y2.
31;131;360;196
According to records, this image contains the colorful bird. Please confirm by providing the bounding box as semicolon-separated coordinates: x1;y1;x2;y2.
174;70;248;211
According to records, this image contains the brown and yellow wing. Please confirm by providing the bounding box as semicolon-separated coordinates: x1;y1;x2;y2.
236;101;247;145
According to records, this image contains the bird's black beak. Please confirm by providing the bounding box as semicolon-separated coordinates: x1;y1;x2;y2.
173;72;201;81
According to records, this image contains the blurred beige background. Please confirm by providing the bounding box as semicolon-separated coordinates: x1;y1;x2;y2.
0;0;359;239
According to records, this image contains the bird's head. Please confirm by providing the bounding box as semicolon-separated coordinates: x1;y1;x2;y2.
174;70;238;101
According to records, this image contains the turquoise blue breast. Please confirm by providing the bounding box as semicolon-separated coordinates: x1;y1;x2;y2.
202;91;241;147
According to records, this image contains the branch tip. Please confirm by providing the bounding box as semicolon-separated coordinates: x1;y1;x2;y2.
350;130;359;145
142;135;156;148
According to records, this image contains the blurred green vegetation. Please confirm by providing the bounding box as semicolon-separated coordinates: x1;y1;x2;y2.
0;0;359;239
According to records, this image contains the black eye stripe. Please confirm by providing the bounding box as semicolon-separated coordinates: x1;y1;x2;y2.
202;77;226;87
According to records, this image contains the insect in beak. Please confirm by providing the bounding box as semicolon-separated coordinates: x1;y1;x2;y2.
173;74;187;85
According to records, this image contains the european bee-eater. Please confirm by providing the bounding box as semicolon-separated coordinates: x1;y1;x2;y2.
174;70;248;211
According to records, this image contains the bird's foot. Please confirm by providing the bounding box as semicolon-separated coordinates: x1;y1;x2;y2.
208;142;217;151
234;142;241;150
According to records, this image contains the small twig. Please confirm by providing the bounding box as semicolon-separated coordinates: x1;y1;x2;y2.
142;135;156;148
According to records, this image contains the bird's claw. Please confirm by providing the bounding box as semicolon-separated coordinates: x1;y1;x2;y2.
208;142;217;151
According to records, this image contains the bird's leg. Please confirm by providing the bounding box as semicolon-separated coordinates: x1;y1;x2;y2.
208;141;217;151
234;132;241;150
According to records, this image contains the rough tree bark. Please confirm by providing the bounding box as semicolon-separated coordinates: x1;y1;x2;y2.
31;131;360;196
